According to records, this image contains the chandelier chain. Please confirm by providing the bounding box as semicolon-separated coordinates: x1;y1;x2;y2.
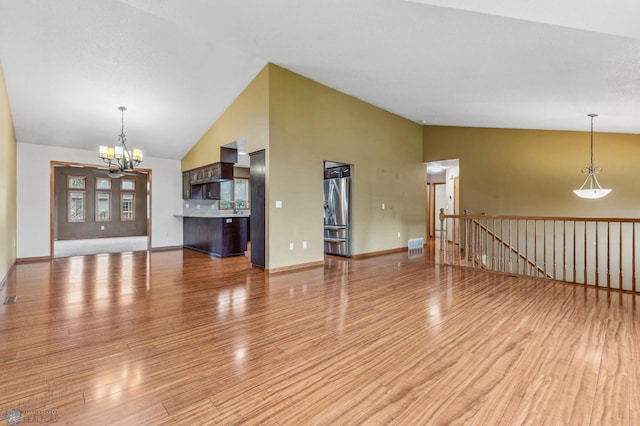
97;106;142;173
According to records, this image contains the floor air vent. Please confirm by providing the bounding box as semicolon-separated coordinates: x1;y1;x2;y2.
408;238;424;249
4;296;17;304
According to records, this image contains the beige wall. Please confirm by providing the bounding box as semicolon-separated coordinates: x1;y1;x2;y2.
0;61;17;282
423;125;640;217
181;66;270;171
181;64;426;270
268;65;425;269
234;167;250;179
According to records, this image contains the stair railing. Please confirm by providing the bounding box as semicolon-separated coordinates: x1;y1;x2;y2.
438;209;640;293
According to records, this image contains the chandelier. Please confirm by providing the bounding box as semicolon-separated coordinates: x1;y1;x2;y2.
573;113;611;199
98;106;142;171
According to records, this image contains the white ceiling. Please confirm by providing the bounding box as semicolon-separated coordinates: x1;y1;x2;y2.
1;0;640;160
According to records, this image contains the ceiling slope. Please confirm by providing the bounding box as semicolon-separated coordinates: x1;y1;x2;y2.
1;0;639;159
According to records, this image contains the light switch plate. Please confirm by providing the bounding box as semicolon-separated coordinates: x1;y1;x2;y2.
276;200;283;208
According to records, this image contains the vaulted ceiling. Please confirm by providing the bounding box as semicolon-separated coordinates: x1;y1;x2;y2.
1;0;639;160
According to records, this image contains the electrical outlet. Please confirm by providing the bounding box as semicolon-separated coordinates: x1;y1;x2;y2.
381;203;385;210
101;226;105;231
290;242;294;250
397;232;401;238
302;241;307;249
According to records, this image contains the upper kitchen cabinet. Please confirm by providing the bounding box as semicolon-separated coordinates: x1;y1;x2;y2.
183;162;235;199
182;172;191;199
188;162;234;184
220;147;238;164
189;169;201;184
207;163;234;182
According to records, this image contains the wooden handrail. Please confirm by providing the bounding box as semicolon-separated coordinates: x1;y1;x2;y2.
443;212;640;223
438;209;640;293
471;218;552;279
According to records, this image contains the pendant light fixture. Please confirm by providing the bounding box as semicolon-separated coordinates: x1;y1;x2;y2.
573;113;611;199
98;106;142;171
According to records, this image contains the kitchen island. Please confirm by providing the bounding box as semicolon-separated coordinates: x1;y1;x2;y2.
176;214;249;258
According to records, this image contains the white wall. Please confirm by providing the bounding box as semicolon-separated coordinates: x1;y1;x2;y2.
17;143;183;258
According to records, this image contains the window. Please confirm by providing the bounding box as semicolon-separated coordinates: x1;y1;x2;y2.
220;178;250;209
121;193;135;221
96;192;111;221
121;179;135;191
220;181;233;209
68;191;85;222
96;177;111;190
233;178;249;209
67;176;86;189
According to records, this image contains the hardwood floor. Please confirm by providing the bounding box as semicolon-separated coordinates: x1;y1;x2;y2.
1;245;638;425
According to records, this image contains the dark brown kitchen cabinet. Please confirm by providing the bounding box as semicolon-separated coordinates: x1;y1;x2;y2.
209;163;234;181
250;150;265;268
182;172;191;199
189;162;233;184
190;170;199;184
188;182;220;200
203;182;220;200
220;147;238;164
183;162;234;199
183;216;248;257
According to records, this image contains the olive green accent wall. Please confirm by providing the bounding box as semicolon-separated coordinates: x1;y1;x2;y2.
268;65;425;269
181;63;426;270
0;61;17;282
181;66;270;171
423;125;640;217
182;65;271;266
234;167;250;179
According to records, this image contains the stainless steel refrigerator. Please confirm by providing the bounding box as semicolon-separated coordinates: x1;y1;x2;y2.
324;166;351;257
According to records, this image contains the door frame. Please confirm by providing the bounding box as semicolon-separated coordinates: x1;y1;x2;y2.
50;160;153;257
427;181;446;239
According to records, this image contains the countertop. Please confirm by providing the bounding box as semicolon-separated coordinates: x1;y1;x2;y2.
174;213;250;218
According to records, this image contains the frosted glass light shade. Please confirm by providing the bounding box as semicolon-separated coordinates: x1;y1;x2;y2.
98;145;113;160
573;114;611;200
114;145;124;159
573;188;612;199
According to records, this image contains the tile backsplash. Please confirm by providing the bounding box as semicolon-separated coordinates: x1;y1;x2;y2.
183;199;218;212
182;200;250;215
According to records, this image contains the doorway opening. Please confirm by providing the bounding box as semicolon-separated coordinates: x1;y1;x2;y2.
426;159;459;241
51;161;152;257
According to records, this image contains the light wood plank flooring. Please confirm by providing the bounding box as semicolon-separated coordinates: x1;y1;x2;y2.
1;246;638;425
